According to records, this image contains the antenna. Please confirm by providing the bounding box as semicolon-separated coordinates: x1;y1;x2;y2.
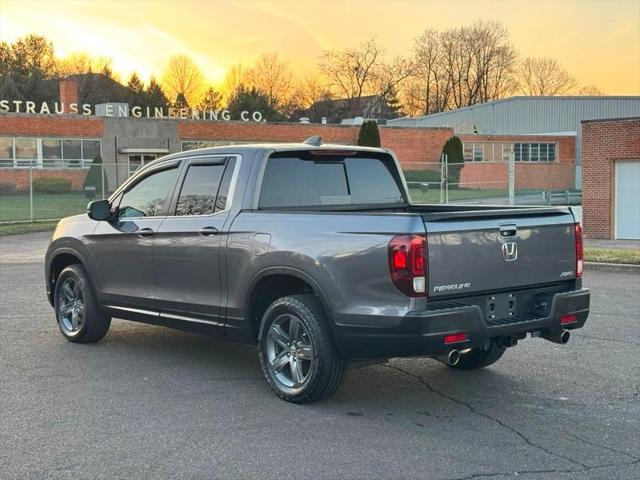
303;135;322;146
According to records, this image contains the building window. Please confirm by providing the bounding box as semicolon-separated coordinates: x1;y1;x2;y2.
0;137;13;168
472;144;484;162
0;137;101;169
82;140;101;162
62;139;82;167
15;138;37;165
514;143;557;162
42;139;62;167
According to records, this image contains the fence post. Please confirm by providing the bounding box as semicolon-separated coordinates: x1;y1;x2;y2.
101;166;106;198
508;151;515;206
440;154;445;203
29;162;34;222
444;154;449;204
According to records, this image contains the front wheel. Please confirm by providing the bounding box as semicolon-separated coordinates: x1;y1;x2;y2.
54;265;111;343
258;294;345;403
448;343;505;370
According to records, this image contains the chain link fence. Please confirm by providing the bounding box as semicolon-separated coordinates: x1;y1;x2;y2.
0;157;581;224
0;162;123;223
402;155;581;207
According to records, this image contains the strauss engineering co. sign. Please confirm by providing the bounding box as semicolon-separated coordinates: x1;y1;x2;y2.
0;99;264;122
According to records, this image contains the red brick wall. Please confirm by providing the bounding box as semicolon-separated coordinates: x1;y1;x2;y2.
178;121;453;167
458;163;575;190
458;135;575;190
0;114;103;137
458;135;576;165
582;118;640;239
0;169;88;191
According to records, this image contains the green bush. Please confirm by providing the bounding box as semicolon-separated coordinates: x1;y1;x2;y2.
357;121;381;147
403;169;442;183
0;182;17;196
33;177;72;194
442;136;464;188
83;154;108;195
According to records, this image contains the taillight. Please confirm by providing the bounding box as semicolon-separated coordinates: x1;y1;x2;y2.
575;223;583;278
388;234;427;297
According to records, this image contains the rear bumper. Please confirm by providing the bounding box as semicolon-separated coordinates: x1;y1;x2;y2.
334;288;590;358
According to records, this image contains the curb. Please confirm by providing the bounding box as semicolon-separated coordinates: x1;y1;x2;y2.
585;262;640;273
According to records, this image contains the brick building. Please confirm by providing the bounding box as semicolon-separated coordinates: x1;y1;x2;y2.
582;117;640;240
0;78;577;194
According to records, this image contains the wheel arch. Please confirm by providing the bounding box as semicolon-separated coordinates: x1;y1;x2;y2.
47;247;93;306
245;267;335;341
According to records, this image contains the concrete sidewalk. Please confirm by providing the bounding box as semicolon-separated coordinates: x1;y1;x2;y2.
585;238;640;250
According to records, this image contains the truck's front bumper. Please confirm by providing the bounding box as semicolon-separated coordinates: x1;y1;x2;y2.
334;288;590;359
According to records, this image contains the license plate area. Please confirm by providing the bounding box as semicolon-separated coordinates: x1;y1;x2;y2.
486;293;516;322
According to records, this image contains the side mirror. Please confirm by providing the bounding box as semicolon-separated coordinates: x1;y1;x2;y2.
87;199;112;221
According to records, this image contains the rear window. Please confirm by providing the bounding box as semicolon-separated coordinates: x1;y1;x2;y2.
259;155;404;208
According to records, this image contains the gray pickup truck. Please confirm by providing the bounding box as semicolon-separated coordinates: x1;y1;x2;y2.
45;139;590;403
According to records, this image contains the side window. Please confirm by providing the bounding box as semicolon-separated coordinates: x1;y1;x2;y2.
174;157;237;216
118;167;178;218
215;157;236;212
175;164;225;216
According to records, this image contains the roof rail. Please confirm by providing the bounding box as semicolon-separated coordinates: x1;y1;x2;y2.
303;135;322;146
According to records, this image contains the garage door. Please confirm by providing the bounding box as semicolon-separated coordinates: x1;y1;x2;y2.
615;161;640;239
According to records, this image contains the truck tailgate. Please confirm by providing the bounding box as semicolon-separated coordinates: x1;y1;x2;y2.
423;208;577;298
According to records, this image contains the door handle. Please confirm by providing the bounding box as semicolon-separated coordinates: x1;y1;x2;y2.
199;226;219;236
137;227;155;237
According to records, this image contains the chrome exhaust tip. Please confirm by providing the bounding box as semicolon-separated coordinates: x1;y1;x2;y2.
448;349;461;366
433;349;461;366
543;329;571;345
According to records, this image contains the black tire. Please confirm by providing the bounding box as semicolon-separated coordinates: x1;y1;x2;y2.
448;343;505;370
258;294;345;403
54;264;111;343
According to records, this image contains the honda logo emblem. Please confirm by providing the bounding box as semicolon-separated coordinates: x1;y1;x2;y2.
502;242;518;261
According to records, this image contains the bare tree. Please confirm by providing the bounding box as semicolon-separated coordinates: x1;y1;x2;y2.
55;52;113;77
518;57;577;95
246;53;292;108
471;20;518;102
319;38;381;101
577;85;605;96
221;64;246;102
411;29;452;114
161;55;206;106
282;75;333;120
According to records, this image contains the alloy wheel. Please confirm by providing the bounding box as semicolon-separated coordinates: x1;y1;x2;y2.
265;314;314;393
57;278;85;336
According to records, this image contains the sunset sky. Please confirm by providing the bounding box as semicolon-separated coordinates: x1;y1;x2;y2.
1;0;639;94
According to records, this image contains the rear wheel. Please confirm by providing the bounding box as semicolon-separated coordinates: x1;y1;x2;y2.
54;265;111;343
258;294;345;403
448;343;505;370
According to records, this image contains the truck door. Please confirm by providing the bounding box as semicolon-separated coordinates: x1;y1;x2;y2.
154;156;238;332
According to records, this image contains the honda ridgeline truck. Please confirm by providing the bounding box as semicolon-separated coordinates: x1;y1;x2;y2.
45;139;590;403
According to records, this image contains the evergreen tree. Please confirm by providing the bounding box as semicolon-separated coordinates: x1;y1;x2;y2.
144;77;170;111
83;154;109;197
126;72;145;106
357;121;381;147
197;87;222;111
382;87;404;119
173;92;189;109
441;136;465;188
227;85;284;121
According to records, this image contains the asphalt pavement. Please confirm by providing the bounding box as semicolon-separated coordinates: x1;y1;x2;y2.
1;232;639;479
